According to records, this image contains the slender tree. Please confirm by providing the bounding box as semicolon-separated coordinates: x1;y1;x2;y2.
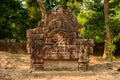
103;0;112;59
37;0;47;27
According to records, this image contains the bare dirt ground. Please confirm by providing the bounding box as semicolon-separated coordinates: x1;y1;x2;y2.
0;51;120;80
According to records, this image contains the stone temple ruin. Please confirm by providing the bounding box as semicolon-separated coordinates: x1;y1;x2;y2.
26;2;94;71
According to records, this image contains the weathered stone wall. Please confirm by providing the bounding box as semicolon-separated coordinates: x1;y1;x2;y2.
0;40;26;53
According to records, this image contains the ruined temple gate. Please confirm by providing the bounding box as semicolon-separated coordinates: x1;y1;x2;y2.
26;2;94;71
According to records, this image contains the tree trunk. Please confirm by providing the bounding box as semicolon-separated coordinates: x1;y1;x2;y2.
37;0;47;27
103;0;112;59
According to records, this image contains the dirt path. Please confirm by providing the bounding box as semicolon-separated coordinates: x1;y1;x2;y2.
0;51;120;80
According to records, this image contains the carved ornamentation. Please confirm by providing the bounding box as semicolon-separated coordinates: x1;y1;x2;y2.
26;2;94;70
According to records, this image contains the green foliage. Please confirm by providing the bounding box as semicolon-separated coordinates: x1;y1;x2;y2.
109;0;120;43
77;0;105;43
0;0;26;40
44;0;83;15
24;0;41;27
107;42;116;61
108;42;116;53
44;0;56;10
0;0;41;42
77;0;120;44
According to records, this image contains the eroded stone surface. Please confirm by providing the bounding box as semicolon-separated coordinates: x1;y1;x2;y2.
26;6;94;70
